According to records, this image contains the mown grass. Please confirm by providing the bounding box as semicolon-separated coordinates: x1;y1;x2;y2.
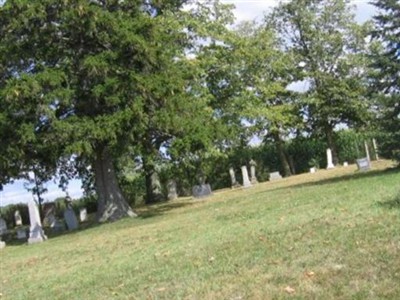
1;161;399;299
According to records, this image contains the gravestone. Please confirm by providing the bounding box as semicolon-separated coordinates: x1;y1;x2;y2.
343;161;349;167
364;141;371;162
64;207;79;231
16;228;27;240
326;148;335;169
356;157;371;172
0;218;7;236
269;171;283;181
52;220;66;232
167;180;178;200
192;184;212;198
14;210;23;226
241;166;252;188
0;240;5;249
229;167;240;188
79;208;88;222
43;204;57;228
28;201;47;244
249;159;258;184
309;167;316;174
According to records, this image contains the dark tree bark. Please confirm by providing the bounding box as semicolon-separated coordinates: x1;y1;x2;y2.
142;155;165;205
273;132;292;177
94;147;136;222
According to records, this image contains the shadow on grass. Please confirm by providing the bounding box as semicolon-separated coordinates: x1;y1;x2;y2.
138;201;194;219
376;193;400;210
254;167;399;197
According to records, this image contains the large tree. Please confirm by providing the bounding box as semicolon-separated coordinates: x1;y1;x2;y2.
370;0;400;162
0;0;224;221
270;0;371;165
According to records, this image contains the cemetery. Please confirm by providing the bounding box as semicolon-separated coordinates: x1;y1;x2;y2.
0;0;399;299
0;160;399;299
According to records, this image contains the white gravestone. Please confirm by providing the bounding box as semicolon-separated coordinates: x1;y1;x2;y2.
343;161;349;167
0;218;7;236
241;166;252;188
364;141;371;162
14;210;23;226
269;171;283;181
326;148;335;169
79;208;88;222
64;207;79;231
249;160;258;184
229;167;240;188
309;167;316;174
28;201;47;244
167;180;178;200
0;240;5;249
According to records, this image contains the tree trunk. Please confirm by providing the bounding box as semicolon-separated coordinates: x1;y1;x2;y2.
94;147;136;222
325;127;339;165
142;156;164;204
273;132;292;177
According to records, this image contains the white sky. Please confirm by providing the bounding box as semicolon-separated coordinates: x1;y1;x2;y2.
0;0;377;206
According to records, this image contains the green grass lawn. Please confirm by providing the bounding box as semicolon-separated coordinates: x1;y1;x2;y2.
1;161;400;299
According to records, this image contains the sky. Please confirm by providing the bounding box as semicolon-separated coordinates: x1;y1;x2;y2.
0;0;377;207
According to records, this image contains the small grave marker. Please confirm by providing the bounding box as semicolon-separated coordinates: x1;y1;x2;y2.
192;184;212;198
269;171;283;181
356;157;371;172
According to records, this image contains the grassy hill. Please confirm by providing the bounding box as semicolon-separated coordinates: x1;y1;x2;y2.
1;161;399;299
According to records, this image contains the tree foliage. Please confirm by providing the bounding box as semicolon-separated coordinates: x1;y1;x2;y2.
270;0;371;164
0;0;232;221
370;0;400;162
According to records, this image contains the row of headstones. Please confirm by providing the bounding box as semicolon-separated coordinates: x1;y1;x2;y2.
0;202;88;248
192;160;284;199
233;160;284;188
155;145;376;200
325;148;371;172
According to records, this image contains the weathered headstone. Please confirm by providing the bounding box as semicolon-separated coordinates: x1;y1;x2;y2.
52;220;66;232
16;228;27;240
309;167;316;174
0;218;7;236
14;210;23;226
79;208;88;222
249;159;258;184
28;201;47;244
241;165;252;188
229;167;240;188
192;184;212;198
356;157;371;172
167;180;178;200
43;204;57;228
364;141;371;162
64;207;79;231
0;240;5;249
326;148;335;169
343;161;349;167
269;171;283;181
